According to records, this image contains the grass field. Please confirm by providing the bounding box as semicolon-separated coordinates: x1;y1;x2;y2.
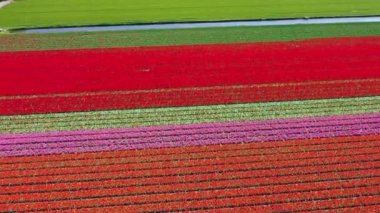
1;23;380;51
0;0;380;29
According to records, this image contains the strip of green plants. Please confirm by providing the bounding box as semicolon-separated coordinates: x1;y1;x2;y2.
1;0;380;29
1;23;380;52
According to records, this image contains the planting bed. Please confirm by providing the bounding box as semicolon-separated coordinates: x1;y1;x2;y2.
1;79;379;115
0;134;379;211
2;36;380;96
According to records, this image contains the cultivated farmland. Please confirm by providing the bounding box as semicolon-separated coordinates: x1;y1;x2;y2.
0;0;380;212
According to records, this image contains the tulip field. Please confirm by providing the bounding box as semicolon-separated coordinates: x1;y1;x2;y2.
0;0;380;212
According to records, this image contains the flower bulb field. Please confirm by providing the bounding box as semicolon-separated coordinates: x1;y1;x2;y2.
0;0;380;212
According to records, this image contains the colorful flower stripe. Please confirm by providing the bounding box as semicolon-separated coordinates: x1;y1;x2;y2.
1;37;380;97
1;96;379;134
1;113;379;157
1;136;378;187
1;79;379;115
0;134;378;212
0;134;378;166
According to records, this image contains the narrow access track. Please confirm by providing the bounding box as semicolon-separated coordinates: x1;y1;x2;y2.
19;16;380;34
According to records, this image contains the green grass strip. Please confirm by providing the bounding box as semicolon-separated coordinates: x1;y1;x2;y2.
1;96;379;134
1;23;380;52
1;0;380;29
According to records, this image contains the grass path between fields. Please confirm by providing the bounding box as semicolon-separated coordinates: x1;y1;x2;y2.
0;0;380;29
1;23;380;52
